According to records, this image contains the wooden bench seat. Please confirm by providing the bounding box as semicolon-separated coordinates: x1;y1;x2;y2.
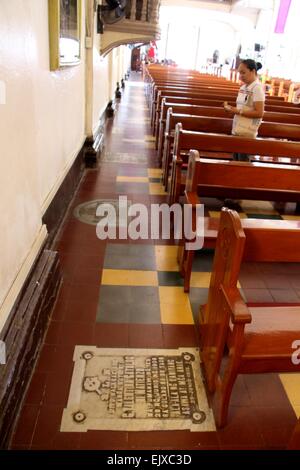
199;207;300;427
153;90;300;135
178;215;300;292
157;99;300;155
242;306;300;357
169;126;300;204
150;80;286;115
161;116;300;187
151;90;238;129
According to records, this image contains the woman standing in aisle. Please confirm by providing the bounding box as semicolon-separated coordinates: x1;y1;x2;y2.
224;59;265;161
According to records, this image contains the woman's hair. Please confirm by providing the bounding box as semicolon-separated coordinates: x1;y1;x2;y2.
241;59;262;73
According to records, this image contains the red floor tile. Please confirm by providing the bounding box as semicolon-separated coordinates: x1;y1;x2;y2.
31;405;63;448
162;325;199;348
12;404;40;447
129;324;164;348
63;297;98;323
253;406;297;449
56;321;94;346
93;323;129;347
51;431;81;450
79;430;128;450
44;321;62;345
43;369;73;406
25;371;47;405
216;406;266;448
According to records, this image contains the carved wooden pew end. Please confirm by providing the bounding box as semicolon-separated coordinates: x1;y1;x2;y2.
199;208;300;428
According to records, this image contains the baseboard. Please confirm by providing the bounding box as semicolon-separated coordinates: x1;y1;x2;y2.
0;225;48;334
0;248;61;448
42;145;85;245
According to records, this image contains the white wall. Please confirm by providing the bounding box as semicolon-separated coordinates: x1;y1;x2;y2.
35;2;86;212
0;0;86;330
93;19;110;131
93;29;127;131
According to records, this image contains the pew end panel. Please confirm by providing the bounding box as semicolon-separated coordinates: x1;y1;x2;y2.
199;208;300;428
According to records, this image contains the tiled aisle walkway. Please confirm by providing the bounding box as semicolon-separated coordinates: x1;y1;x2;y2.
11;74;300;450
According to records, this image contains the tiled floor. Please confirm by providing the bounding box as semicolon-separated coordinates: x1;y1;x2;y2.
10;73;300;450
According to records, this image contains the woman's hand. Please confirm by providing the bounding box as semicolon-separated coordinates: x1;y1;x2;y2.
224;102;240;115
224;102;234;113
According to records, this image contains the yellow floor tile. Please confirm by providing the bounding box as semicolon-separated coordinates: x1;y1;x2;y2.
101;269;158;286
149;183;167;195
160;302;194;324
190;272;212;288
159;286;191;304
159;287;194;324
208;211;221;219
240;200;278;214
148;168;162;177
145;135;156;142
280;373;300;407
208;210;247;219
281;215;300;221
293;406;300;418
116;176;149;183
155;245;179;271
190;272;241;288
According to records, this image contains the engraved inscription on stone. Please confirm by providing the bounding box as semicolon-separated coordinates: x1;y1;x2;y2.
61;347;215;432
80;353;204;422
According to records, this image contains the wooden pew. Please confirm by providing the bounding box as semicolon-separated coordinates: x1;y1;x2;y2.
199;207;300;427
169;127;300;205
152;90;290;132
151;89;238;129
178;215;300;293
153;92;300;138
149;77;284;112
150;81;239;104
177;147;300;292
157;99;300;155
161;115;300;186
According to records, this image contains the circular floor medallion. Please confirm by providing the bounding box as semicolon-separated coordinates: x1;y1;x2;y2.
73;199;131;226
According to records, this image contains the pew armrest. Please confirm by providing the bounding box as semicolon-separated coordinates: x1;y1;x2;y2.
221;285;252;324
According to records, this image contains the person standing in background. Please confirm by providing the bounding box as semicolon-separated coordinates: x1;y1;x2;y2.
224;59;265;161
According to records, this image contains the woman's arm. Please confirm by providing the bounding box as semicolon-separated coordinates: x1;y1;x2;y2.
224;101;264;119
